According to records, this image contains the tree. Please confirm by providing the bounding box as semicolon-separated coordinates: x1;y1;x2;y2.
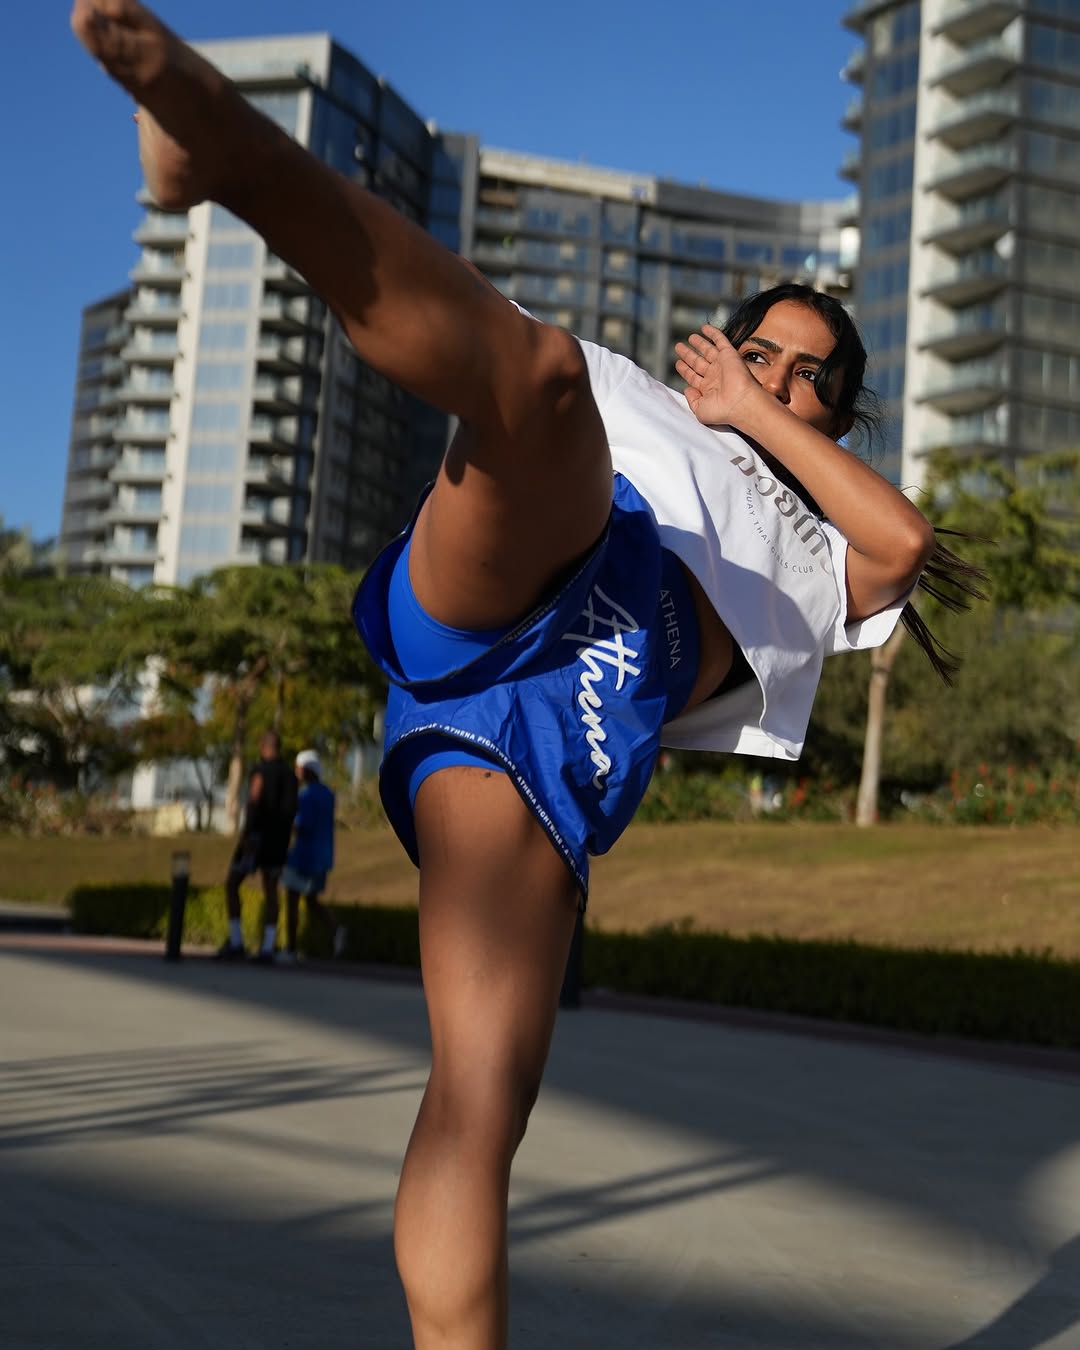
0;574;147;787
853;449;1080;824
138;564;384;831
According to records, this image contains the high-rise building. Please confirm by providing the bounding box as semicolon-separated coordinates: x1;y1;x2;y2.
60;34;456;587
843;0;1080;489
460;144;855;388
59;34;857;591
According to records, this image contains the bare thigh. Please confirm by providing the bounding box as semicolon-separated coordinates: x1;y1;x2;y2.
408;320;614;632
414;766;580;1111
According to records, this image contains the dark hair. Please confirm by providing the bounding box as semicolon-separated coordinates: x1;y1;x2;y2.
721;282;882;449
720;283;986;684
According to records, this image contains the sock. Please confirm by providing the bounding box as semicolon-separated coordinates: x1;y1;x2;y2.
261;923;277;954
228;918;243;947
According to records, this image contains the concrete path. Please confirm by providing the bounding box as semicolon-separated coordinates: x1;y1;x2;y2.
1;940;1079;1349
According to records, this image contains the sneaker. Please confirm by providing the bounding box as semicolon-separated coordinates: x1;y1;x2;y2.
215;940;246;961
274;949;299;966
333;925;347;959
249;950;276;966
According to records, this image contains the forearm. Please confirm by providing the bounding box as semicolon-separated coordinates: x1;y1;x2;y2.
733;389;934;576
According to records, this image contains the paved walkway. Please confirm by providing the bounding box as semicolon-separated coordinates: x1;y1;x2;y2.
2;938;1079;1349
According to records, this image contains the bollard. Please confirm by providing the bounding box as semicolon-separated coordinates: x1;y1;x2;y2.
164;850;191;962
559;909;584;1010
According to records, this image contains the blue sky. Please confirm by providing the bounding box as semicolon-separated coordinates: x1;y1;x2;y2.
2;0;857;540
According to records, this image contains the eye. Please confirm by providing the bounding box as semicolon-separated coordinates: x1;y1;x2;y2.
742;350;766;365
796;367;819;382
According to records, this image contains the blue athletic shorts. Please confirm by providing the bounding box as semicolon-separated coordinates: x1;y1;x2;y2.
354;474;699;899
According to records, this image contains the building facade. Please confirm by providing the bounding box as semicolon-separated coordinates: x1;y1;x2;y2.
843;0;1080;489
60;34;455;587
460;144;856;390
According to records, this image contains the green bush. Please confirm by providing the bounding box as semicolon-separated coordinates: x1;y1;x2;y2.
584;924;1080;1048
66;881;420;967
66;883;1080;1049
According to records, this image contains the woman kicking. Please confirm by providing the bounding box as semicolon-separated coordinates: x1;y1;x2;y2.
71;5;962;1346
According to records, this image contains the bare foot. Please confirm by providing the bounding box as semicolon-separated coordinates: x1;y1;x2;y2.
70;0;250;210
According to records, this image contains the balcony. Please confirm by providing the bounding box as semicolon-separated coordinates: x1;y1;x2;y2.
842;95;863;132
70;446;119;474
245;457;293;493
240;500;291;534
104;499;163;525
835;193;860;229
473;206;523;234
842;0;890;33
98;539;159;565
252;376;303;413
924;142;1017;201
919;360;1007;414
923;253;1011;306
841;47;865;84
922;197;1012;253
926;90;1020;150
111;415;171;444
912;417;1012;460
249;416;300;453
129;254;185;288
72;414;119;445
933;33;1021;97
255;336;308;371
114;376;173;405
124;294;183;327
65;477;113;507
839;150;861;184
262;256;307;292
933;0;1021;44
121;336;180;366
109;451;166;484
920;306;1010;360
133;213;189;246
471;240;521;268
258;294;318;333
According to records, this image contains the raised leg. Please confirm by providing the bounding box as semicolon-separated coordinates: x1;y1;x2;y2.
71;0;613;631
395;767;579;1349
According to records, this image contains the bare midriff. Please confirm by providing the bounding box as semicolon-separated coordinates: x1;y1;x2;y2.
677;561;737;716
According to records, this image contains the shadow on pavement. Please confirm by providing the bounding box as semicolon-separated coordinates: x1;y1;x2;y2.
2;943;1078;1348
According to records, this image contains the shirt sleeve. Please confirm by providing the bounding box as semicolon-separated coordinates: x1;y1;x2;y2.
508;301;633;413
820;520;914;656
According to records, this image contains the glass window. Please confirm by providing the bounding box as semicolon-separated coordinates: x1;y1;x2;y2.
206;241;256;270
209;204;247;232
183;482;234;513
196;362;246;391
199;320;248;350
187;442;237;473
191;402;241;432
179;522;232;556
246;90;299;135
203;281;251;310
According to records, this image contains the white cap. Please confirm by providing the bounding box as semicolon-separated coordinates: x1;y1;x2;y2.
295;749;322;777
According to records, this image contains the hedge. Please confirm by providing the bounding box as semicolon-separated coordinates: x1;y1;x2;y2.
66;884;1080;1049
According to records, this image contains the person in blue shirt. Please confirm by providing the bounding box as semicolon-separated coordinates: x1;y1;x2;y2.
279;750;345;963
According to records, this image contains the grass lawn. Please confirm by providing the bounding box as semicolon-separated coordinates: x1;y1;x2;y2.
2;819;1078;959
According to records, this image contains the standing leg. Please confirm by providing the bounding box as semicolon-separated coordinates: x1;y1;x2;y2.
256;868;280;957
395;767;579;1350
284;888;302;954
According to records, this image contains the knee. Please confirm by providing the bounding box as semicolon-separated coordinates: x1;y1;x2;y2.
499;319;593;434
427;1054;545;1157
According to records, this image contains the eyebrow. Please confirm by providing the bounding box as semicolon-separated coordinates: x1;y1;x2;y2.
744;336;825;367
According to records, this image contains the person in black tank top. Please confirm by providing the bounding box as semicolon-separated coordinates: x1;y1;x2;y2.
216;729;298;963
